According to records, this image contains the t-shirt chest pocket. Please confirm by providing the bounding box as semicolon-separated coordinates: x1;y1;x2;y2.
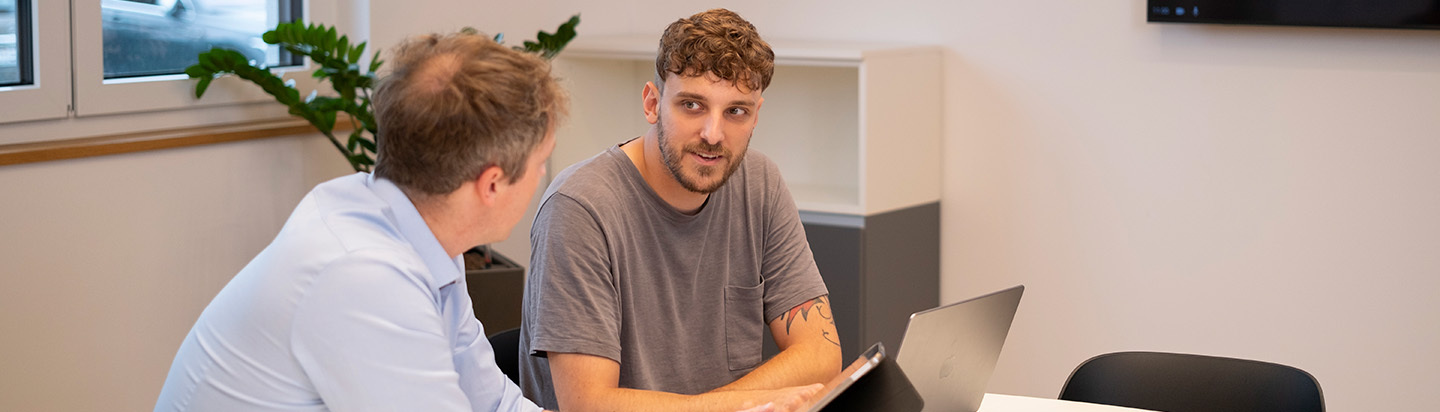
723;280;765;371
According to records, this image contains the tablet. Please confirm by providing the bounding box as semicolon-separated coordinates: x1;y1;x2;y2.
805;343;886;411
803;342;923;412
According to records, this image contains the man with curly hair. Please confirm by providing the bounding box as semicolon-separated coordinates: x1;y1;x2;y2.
519;9;840;412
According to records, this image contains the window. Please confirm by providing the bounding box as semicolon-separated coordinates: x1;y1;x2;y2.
0;1;334;138
0;0;68;126
101;0;302;79
75;0;316;116
0;0;31;86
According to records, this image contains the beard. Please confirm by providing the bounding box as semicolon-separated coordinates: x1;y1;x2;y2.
656;111;748;194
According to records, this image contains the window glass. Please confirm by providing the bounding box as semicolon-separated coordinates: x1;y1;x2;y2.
101;0;297;79
0;0;24;86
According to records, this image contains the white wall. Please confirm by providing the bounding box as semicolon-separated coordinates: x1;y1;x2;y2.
0;134;353;411
448;1;1440;410
936;4;1440;411
3;0;1437;410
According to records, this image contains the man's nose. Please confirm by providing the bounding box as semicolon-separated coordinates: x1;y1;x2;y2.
699;113;725;146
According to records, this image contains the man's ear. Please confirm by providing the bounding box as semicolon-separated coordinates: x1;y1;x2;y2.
642;81;661;125
474;165;507;206
754;95;764;124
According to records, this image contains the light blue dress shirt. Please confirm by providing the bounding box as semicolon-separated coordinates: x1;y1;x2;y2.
155;173;540;412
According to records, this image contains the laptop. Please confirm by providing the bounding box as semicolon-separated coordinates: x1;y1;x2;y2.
894;285;1025;412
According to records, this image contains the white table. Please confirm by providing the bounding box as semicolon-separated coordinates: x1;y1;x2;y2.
978;393;1158;412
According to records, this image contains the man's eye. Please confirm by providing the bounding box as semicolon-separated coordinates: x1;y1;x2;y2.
682;101;701;110
728;107;748;116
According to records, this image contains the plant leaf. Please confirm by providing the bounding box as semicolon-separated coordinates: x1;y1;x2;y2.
520;14;581;60
337;36;349;60
356;136;376;152
318;110;337;133
349;42;366;63
277;23;293;43
184;64;207;79
195;77;213;98
370;51;383;73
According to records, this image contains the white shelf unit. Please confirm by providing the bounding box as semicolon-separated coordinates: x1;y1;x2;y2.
550;35;942;219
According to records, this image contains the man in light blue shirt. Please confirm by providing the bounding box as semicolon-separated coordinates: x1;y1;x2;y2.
153;32;566;412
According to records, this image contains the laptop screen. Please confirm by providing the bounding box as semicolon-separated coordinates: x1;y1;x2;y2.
894;285;1024;412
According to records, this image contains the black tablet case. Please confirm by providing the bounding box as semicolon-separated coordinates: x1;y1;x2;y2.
819;344;925;412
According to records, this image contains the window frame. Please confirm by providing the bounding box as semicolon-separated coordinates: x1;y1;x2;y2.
0;0;345;149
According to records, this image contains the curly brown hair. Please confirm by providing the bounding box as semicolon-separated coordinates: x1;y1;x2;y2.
655;9;774;93
373;31;567;198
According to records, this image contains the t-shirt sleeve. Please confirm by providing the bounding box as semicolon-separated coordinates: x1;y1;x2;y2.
525;193;624;363
290;250;479;412
758;161;830;324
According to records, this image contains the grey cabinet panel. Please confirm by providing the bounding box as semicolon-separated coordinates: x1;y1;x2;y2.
764;202;940;362
861;202;941;358
806;223;864;360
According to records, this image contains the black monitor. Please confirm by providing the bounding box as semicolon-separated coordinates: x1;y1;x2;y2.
1147;0;1440;30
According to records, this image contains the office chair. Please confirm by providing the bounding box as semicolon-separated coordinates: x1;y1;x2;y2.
1058;351;1324;412
488;327;522;384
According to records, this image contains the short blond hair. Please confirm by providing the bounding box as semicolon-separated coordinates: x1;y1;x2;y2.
374;31;568;196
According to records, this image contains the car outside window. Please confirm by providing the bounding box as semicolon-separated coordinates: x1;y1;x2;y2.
102;0;287;79
1;0;26;86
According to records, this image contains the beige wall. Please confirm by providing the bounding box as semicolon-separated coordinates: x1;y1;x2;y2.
0;134;353;411
2;0;1437;410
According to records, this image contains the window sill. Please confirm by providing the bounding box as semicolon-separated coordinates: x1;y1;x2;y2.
0;117;351;166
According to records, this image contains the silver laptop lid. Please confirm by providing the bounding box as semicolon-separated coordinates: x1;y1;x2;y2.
894;285;1024;412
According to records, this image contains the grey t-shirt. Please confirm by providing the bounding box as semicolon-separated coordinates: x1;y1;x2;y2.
518;144;829;408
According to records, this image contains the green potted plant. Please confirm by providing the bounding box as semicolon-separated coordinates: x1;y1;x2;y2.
186;16;579;172
187;16;580;331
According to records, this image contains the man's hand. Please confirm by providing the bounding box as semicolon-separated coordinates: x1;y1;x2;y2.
736;384;824;412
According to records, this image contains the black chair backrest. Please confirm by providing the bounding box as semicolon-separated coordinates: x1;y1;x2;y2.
1058;351;1324;412
487;327;522;385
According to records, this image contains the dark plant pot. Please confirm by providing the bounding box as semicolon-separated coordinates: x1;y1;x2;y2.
463;247;525;333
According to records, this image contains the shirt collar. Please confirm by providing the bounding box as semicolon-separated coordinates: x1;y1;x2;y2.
367;174;465;289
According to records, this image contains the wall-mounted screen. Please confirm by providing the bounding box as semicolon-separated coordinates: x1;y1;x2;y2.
1148;0;1440;30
